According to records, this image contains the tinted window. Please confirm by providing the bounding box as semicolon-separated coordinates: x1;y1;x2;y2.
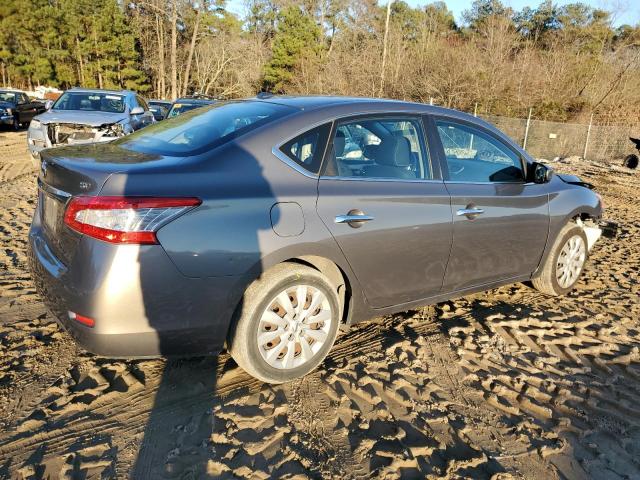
167;103;207;118
116;100;293;156
149;104;169;120
53;92;126;113
436;120;524;183
280;124;331;174
323;117;431;180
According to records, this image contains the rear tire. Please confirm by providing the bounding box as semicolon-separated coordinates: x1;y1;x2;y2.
227;263;340;384
532;222;588;296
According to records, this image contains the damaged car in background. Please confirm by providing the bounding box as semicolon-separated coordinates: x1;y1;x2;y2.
27;88;155;166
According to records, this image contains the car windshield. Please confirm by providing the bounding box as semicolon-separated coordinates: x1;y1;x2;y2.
53;92;126;113
115;100;294;156
167;103;207;118
0;92;17;103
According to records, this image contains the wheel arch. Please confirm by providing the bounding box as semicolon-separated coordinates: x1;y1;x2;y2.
532;203;600;279
280;255;352;326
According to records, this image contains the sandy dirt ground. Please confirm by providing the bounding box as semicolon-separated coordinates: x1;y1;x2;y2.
0;129;638;479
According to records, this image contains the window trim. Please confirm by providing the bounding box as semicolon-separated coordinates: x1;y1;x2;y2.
429;114;530;185
319;113;440;182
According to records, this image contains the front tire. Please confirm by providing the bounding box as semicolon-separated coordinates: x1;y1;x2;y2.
532;222;588;296
227;263;340;384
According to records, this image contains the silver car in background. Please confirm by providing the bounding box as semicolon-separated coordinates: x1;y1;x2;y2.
27;88;155;166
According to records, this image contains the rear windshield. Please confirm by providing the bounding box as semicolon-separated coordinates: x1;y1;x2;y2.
115;101;294;155
53;92;126;113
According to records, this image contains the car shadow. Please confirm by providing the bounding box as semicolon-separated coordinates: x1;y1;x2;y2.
129;143;274;478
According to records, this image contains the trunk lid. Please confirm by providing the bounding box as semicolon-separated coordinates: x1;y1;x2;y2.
37;143;170;264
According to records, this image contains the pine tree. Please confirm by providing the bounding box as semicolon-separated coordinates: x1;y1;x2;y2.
262;5;323;93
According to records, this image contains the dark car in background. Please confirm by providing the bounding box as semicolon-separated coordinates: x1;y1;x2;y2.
166;96;217;118
28;96;612;384
0;89;46;130
27;88;155;164
148;99;172;121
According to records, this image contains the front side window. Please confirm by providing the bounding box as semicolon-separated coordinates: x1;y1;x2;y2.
323;117;431;180
53;92;126;113
279;124;331;174
436;120;524;183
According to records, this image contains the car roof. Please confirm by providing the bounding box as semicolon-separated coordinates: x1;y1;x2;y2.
66;88;133;95
250;94;478;119
252;95;493;129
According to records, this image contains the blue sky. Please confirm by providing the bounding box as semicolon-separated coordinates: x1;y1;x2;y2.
225;0;640;27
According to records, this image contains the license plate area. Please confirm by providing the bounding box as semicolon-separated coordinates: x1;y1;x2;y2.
42;191;63;235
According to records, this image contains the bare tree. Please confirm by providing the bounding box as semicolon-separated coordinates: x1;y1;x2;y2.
170;0;178;99
379;0;392;97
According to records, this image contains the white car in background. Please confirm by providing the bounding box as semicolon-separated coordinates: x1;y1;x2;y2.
28;88;155;166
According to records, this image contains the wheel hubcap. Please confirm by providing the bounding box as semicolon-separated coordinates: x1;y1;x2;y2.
257;284;332;370
556;235;586;289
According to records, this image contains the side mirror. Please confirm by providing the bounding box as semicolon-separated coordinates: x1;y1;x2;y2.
130;106;144;115
532;162;553;184
44;100;54;110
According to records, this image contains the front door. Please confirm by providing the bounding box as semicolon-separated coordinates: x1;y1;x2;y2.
17;93;38;124
432;117;549;291
316;115;452;308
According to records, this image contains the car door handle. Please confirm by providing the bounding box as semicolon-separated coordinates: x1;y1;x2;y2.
456;207;485;217
335;209;374;228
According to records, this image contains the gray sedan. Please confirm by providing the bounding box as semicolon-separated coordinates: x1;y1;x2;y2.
28;96;612;383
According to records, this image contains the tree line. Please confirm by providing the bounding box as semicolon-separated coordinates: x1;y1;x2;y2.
0;0;638;125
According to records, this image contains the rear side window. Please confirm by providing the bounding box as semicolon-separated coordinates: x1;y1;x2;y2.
115;101;294;156
279;124;331;174
436;120;524;183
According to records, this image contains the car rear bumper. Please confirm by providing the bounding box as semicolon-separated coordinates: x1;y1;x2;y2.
28;206;248;358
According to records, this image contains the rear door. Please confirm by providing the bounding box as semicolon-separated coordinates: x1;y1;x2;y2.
430;116;549;291
315;115;452;308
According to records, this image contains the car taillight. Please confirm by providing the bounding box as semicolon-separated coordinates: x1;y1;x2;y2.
64;196;201;244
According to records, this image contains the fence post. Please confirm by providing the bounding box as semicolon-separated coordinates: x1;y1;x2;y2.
583;113;593;160
473;103;478;117
523;107;532;150
429;97;434;106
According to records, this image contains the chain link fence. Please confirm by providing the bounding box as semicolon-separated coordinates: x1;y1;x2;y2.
481;113;638;162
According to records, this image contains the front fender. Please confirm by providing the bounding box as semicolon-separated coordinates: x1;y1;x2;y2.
532;180;602;278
